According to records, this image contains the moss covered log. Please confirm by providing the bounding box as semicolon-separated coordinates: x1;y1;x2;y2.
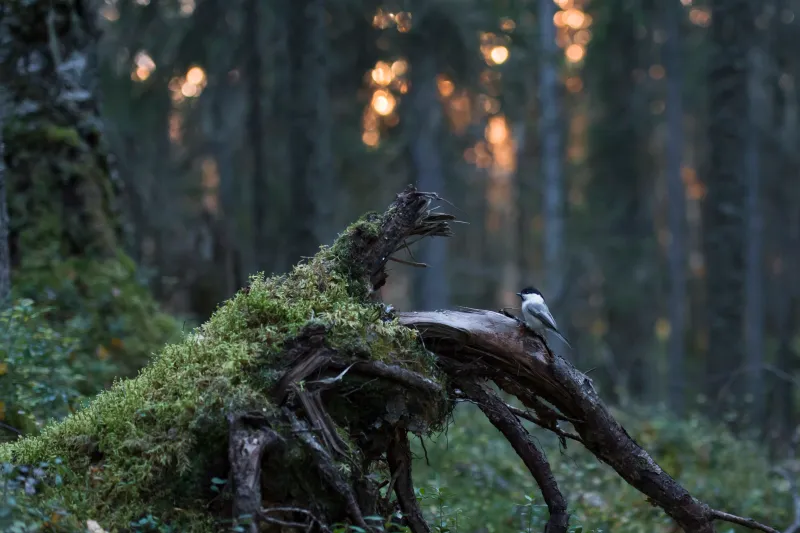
0;188;454;531
0;0;178;388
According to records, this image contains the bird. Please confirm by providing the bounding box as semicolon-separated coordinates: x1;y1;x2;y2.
516;286;571;347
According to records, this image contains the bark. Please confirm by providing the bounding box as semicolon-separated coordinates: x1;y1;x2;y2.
246;0;268;272
745;34;768;427
407;31;450;311
704;0;753;408
0;88;10;303
0;0;122;264
664;0;687;415
538;0;565;298
287;0;334;263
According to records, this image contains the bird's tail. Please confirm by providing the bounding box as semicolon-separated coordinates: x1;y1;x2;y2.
550;328;571;348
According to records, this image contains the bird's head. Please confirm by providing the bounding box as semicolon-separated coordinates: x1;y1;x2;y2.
516;286;542;301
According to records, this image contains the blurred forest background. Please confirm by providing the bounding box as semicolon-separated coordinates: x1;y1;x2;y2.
2;0;800;531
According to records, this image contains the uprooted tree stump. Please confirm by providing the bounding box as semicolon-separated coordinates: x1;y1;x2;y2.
0;187;781;533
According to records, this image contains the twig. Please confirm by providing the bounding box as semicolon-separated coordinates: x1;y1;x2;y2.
0;421;22;436
457;378;569;533
388;256;428;268
455;393;582;445
259;507;331;532
708;509;780;533
329;359;444;397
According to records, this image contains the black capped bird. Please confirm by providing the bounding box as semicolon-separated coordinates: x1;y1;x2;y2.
516;286;571;347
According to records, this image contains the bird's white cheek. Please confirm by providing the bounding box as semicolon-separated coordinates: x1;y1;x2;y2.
529;294;545;306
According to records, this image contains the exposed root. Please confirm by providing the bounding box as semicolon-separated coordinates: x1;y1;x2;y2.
228;414;285;533
456;378;569;533
287;409;369;529
387;428;431;533
328;359;444;397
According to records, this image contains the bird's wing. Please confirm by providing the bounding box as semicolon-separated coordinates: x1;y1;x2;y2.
526;302;571;347
526;301;559;331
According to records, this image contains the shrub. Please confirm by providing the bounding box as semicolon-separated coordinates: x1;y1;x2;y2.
0;299;82;442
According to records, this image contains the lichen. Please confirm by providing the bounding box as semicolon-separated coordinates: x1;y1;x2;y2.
0;220;448;530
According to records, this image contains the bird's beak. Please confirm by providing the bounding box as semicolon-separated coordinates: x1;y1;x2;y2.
515;292;522;297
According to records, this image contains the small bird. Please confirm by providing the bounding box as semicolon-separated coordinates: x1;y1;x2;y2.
516;286;571;347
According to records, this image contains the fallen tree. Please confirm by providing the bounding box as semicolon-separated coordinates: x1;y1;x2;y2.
0;187;781;533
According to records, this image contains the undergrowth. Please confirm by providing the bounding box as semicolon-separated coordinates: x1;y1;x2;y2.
412;402;792;533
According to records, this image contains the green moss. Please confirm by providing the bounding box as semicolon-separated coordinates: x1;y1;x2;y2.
5;113;179;389
1;228;447;530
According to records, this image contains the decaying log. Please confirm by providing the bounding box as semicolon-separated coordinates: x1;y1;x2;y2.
400;309;780;533
225;186;779;533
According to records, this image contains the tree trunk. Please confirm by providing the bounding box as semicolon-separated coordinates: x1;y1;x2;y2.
772;7;800;444
744;28;768;427
0;0;176;381
664;0;687;415
0;0;121;264
585;0;655;402
704;0;752;409
538;0;565;299
287;0;334;263
408;38;449;311
0;89;10;303
246;0;268;273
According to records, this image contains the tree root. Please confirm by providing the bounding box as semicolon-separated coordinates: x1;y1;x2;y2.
387;428;431;533
456;378;570;533
287;409;369;529
228;414;285;533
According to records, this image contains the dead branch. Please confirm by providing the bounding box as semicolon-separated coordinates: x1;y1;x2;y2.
357;187;453;290
456;378;570;533
228;415;285;533
387;428;431;533
259;507;331;532
400;309;780;533
708;510;779;533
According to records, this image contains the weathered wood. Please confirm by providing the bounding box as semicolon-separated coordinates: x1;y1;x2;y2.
400;309;779;533
228;415;284;533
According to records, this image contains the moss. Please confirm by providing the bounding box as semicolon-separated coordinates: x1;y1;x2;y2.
4;114;180;388
1;224;448;530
